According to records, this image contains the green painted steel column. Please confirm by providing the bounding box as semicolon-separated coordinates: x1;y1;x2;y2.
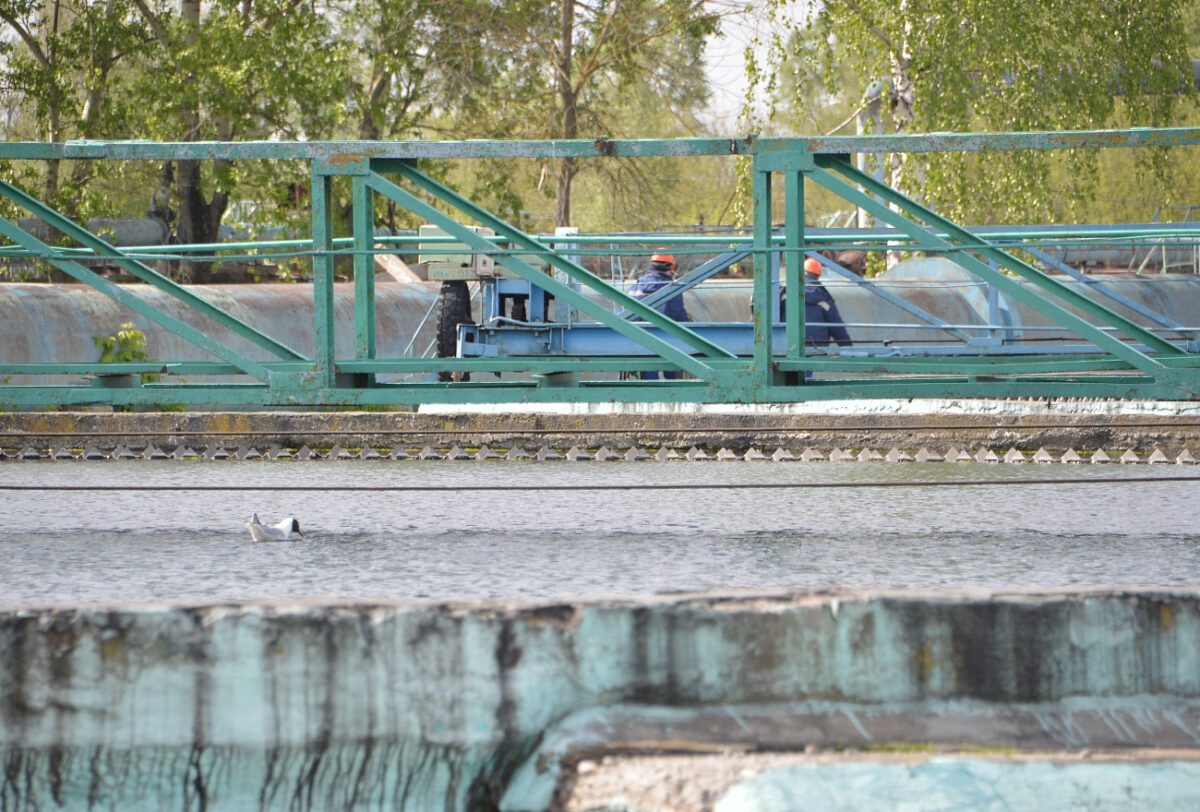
310;165;337;387
784;171;805;362
752;165;773;380
352;175;376;369
365;168;729;378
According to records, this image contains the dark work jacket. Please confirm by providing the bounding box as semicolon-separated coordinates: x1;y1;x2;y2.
629;269;690;322
780;281;852;346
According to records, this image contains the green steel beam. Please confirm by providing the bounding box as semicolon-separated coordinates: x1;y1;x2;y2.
0;362;241;376
1;353;1159;379
2;223;1193;264
310;168;337;388
784;171;805;361
1159;356;1200;368
773;356;1139;374
1;127;1197;161
819;156;1185;357
364;169;731;380
808;163;1173;374
0;179;306;362
352;175;376;365
0;219;276;383
752;169;773;381
337;358;709;374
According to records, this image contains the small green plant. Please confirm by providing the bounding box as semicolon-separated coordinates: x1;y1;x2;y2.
94;322;153;367
93;323;173;411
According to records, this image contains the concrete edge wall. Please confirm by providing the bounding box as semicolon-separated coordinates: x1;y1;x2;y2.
4;408;1200;454
2;589;1200;810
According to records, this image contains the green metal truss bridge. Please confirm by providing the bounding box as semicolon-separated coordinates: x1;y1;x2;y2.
1;128;1199;408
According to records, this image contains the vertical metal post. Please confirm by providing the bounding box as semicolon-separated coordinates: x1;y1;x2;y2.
752;165;773;378
310;165;337;386
553;227;581;326
784;170;805;360
987;278;1002;350
352;175;376;363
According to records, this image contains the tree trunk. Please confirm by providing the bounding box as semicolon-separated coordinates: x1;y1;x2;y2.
359;69;391;140
554;0;576;228
881;0;917;268
887;0;915;190
171;0;223;282
67;0;122;213
41;0;63;206
173;0;203;280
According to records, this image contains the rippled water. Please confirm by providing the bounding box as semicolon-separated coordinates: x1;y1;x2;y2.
1;461;1198;607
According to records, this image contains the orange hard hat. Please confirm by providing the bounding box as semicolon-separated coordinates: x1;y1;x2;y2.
803;257;823;276
650;252;676;267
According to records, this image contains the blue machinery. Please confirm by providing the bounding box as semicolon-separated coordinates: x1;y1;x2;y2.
1;128;1200;407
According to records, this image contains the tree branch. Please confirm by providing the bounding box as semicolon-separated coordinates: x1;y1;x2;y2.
0;11;49;67
131;0;171;45
833;0;901;57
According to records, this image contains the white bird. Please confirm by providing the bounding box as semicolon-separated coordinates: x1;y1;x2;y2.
246;513;303;542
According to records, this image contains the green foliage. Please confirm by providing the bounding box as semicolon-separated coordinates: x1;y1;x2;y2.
92;322;188;411
128;0;350;142
445;0;725;225
0;0;751;240
763;0;1200;225
94;321;153;365
8;0;1195;244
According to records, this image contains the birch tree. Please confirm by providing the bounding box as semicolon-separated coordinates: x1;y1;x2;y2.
471;0;725;227
0;0;146;211
128;0;348;273
769;0;1198;223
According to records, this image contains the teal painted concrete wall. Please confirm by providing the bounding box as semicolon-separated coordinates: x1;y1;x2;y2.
715;759;1200;811
2;590;1199;809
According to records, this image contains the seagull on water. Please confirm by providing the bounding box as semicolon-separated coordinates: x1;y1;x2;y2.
246;514;303;542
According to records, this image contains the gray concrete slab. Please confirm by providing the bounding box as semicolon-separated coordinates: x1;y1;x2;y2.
4;401;1200;456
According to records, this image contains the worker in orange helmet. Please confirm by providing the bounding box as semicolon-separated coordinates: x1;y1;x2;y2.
629;250;691;378
780;256;852;379
782;256;852;348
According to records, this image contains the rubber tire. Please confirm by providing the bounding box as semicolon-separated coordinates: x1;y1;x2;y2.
435;280;472;382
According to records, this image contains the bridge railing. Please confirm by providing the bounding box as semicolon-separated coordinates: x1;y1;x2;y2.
1;129;1199;407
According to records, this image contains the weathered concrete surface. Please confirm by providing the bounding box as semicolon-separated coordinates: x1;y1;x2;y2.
713;757;1200;812
561;752;1200;812
3;590;1200;810
514;699;1200;809
4;403;1200;454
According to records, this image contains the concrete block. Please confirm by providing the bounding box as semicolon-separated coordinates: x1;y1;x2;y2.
2;591;1199;810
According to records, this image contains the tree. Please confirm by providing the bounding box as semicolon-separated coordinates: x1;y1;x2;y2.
463;0;727;227
0;0;148;212
0;0;753;253
335;0;496;233
128;0;349;277
763;0;1199;224
344;0;492;142
0;0;354;276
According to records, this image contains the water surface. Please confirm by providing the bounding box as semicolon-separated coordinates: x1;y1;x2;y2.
2;461;1197;606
